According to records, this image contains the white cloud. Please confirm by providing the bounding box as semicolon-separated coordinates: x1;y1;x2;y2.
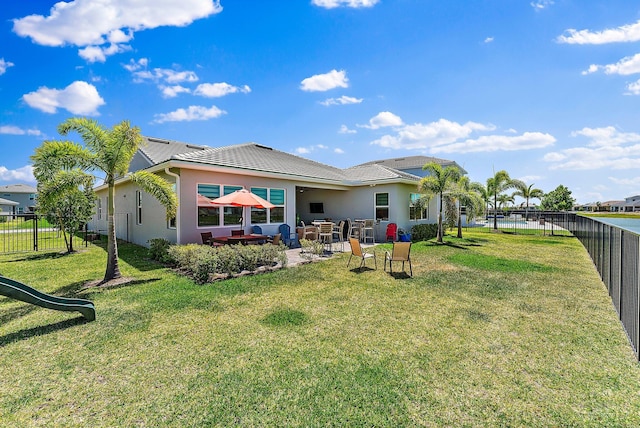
609;176;640;186
518;175;543;184
22;81;105;115
194;82;251;98
312;0;379;8
0;125;42;136
557;19;640;44
626;79;640;95
360;111;404;129
484;37;494;43
133;68;199;84
160;85;191;98
79;42;132;63
544;126;640;170
294;144;329;154
300;69;349;92
13;0;222;61
0;58;14;75
584;53;640;77
320;95;363;106
339;124;357;134
431;132;555;154
367;116;552;153
0;165;35;183
153;105;226;123
294;147;310;154
123;57;148;72
531;0;554;11
334;148;345;154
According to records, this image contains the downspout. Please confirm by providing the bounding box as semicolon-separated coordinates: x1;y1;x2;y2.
165;168;181;244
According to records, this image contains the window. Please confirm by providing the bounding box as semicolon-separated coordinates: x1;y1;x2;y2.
97;198;102;220
250;187;286;224
375;193;389;221
410;193;428;220
29;193;36;201
197;184;247;227
136;191;143;225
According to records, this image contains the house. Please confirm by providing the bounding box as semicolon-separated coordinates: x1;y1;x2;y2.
0;184;37;215
87;137;466;246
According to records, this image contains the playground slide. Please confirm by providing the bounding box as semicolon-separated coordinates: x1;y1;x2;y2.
0;276;95;321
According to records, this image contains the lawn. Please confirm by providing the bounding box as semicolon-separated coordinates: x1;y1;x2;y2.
1;230;639;426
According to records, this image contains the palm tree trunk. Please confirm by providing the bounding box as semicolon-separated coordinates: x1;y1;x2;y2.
104;180;121;281
493;193;498;230
457;205;463;238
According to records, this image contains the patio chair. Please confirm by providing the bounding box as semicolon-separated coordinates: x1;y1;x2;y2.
384;241;412;277
362;219;375;244
279;223;297;248
252;225;263;234
200;231;213;245
332;220;346;252
299;221;318;241
231;229;243;237
347;238;376;270
270;233;281;245
385;223;397;242
318;222;334;252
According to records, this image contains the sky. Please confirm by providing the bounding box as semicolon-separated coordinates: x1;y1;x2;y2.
2;0;640;205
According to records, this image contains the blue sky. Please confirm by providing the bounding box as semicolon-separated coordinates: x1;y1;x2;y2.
2;0;640;204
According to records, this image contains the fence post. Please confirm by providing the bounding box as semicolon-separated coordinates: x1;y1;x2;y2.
33;215;38;251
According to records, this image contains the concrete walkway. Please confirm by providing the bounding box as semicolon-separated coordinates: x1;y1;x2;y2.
285;241;377;267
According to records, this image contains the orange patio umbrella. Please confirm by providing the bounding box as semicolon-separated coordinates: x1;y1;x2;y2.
210;189;275;209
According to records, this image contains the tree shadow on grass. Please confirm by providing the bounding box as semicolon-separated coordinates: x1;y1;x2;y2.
87;238;166;273
4;251;72;263
0;317;88;347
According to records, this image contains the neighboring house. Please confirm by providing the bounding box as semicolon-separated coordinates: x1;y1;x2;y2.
0;184;37;215
0;197;20;215
87;137;466;246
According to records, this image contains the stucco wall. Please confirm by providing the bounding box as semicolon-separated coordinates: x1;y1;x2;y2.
178;169;297;245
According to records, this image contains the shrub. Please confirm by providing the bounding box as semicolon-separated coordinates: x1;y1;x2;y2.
299;239;324;260
168;243;288;284
148;238;173;263
411;224;438;241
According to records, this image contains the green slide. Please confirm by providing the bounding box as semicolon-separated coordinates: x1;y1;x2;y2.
0;275;95;321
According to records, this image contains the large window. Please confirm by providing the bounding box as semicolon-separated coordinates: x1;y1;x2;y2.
410;193;428;220
97;198;102;220
375;192;389;221
197;184;244;227
250;187;285;224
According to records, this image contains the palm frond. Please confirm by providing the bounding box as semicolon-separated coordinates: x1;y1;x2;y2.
128;170;178;219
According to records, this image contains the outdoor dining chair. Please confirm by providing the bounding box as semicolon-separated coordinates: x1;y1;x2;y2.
318;222;334;252
362;219;375;244
384;241;412;277
200;231;213;245
347;238;376;270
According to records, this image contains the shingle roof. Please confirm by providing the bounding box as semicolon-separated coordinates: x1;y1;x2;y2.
354;155;466;174
173;143;348;182
343;164;421;183
139;136;208;165
0;184;37;193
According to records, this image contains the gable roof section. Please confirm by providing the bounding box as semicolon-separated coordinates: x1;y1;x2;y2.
354;155;467;174
138;136;208;165
173;143;347;182
343;164;421;183
0;184;37;194
0;197;19;205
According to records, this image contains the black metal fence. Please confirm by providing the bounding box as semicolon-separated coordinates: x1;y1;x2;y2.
0;214;68;253
478;210;575;236
572;215;640;360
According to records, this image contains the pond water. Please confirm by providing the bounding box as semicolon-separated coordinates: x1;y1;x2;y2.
592;217;640;235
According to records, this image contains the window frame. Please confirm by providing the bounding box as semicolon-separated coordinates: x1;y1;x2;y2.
135;191;143;225
249;187;286;225
375;192;389;222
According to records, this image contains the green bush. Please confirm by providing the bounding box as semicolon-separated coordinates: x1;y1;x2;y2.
167;243;288;284
148;238;173;263
410;224;438;241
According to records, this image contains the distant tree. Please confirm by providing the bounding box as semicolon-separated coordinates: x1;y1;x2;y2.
30;155;96;253
420;162;461;243
486;170;516;230
512;181;544;220
540;185;575;211
448;176;484;238
497;193;515;210
31;118;178;283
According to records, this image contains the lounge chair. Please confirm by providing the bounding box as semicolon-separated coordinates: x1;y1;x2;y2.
347;238;376;270
384;241;412;276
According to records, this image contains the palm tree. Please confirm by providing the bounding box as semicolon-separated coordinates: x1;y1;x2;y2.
420;162;461;243
31;118;177;282
512;181;544;220
486;170;515;231
449;176;484;238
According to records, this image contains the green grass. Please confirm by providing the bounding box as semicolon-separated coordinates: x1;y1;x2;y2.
1;231;639;426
